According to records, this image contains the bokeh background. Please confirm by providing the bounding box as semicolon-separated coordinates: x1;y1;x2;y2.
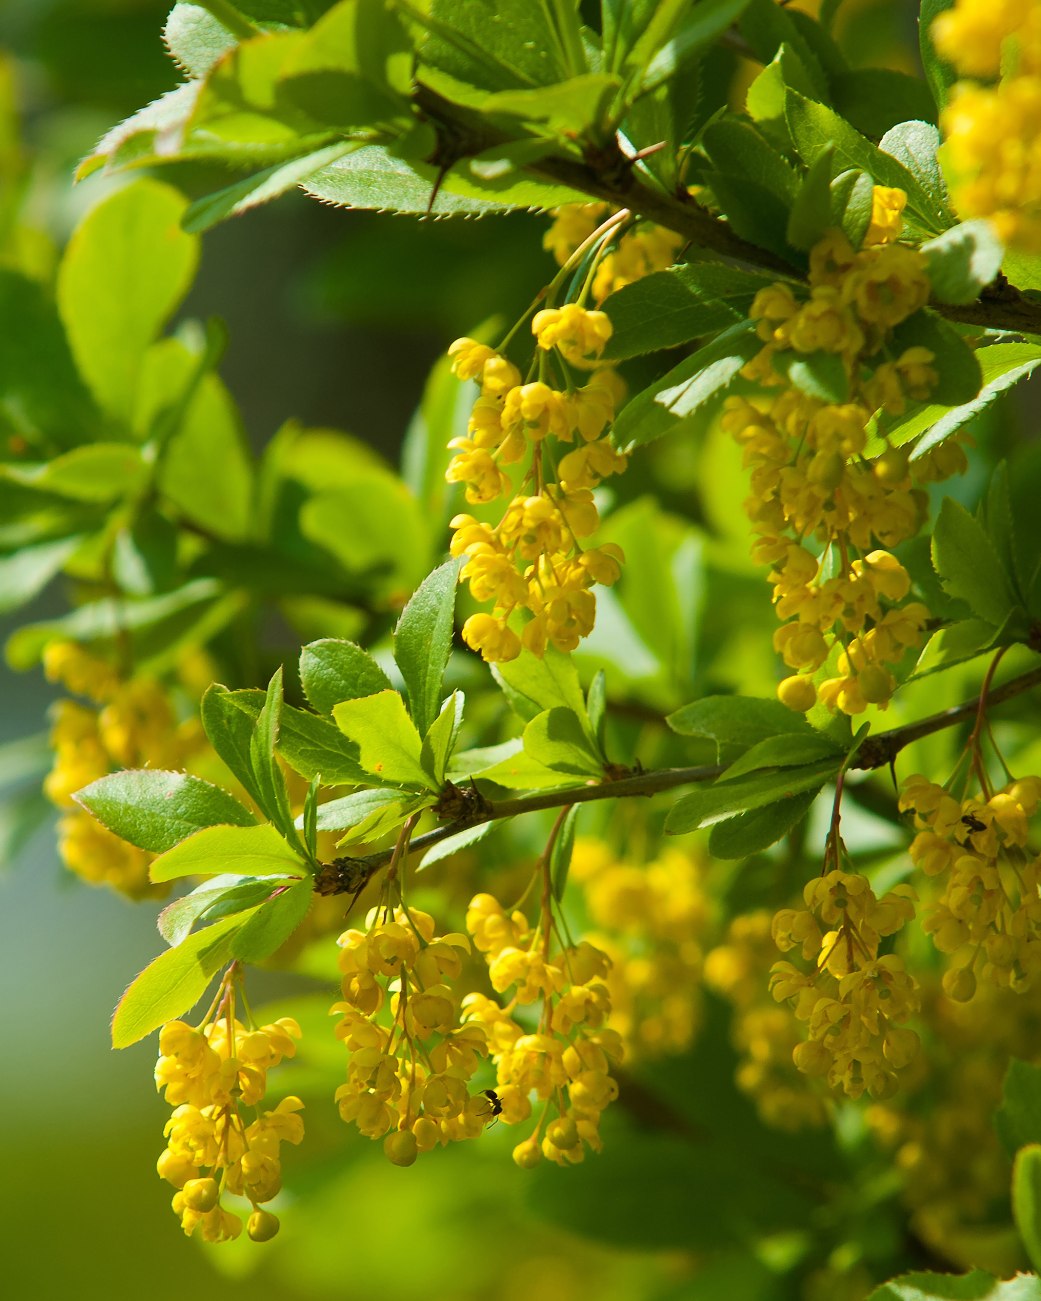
0;2;937;1297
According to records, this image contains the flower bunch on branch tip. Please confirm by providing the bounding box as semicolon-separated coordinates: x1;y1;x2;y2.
155;969;303;1243
726;218;968;717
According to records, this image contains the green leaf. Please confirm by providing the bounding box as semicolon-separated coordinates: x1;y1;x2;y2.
182;142;359;233
932;498;1020;630
550;805;579;901
250;668;300;842
112;912;248;1048
300;638;392;715
492;645;587;721
586;670;607;754
668;694;815;762
0;270;100;446
720;732;844;781
665;760;837;834
701;116;800;204
482;75;621;135
997;1059;1041;1156
785;147;835;251
310;787;405;832
150;822;308;884
1013;1145;1041;1274
887;342;1041;457
476;750;575;791
830;168;874;249
523;708;603;778
785;91;945;234
302;141;582;216
335;791;434;846
230;876;313;962
745;42;818;144
422;691;464;786
0;537;82;616
393;557;460;734
157;875;283;946
333;690;437;790
56;180;199;422
922;220;1004;306
612;323;759;452
919;0;958;114
3;445;145;503
738;0;830;102
878;120;952;224
418;820;498;871
164;2;238;78
200;683;269;813
215;687;373;786
890;310;982;407
867;1272;1041;1301
602;262;776;360
75;770;256;854
699;170;796;261
708;789;818;858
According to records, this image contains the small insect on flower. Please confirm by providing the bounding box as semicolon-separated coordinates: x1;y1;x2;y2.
480;1088;503;1126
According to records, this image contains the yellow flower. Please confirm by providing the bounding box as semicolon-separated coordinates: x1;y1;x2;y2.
863;186;907;246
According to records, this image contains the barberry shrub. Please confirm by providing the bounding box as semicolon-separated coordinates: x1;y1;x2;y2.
6;1;1041;1297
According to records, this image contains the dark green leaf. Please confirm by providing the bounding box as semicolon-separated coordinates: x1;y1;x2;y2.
666;760;839;833
602;262;776;360
919;0;958;114
668;694;815;761
708;789;818;858
831;68;937;137
638;0;752;95
550;806;579;901
785;146;835;251
699;170;796;260
931;498;1020;630
830;168;874;249
720;732;844;780
418;820;498;871
773;348;849;403
220;688;373;786
612;323;759;452
75;770;255;854
701;117;800;204
393;557;460;734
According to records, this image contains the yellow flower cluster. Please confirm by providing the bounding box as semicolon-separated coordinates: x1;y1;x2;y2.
331;906;490;1166
900;772;1041;995
155;982;303;1243
704;911;829;1129
447;320;627;662
933;0;1041;250
568;838;709;1058
542;202;685;302
723;225;957;715
43;641;205;897
770;869;920;1099
464;892;623;1167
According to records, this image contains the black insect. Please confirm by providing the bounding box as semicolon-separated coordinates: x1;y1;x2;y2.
961;813;987;833
480;1088;503;1126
